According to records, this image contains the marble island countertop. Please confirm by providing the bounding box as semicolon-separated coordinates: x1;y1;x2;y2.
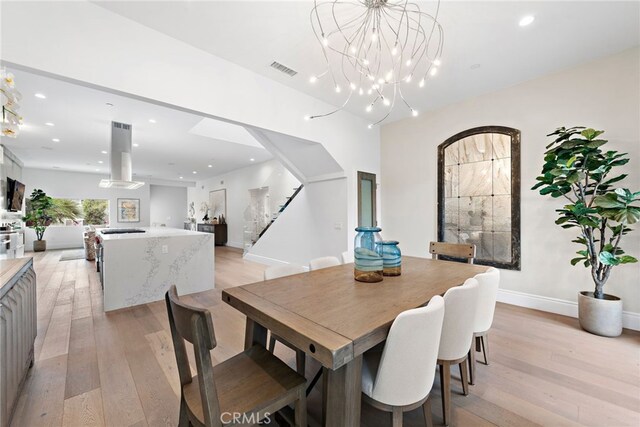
97;227;210;241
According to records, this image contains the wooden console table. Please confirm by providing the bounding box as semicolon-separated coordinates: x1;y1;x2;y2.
197;223;228;246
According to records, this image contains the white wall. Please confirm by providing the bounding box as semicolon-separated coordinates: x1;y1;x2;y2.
150;184;187;229
188;159;300;248
381;48;640;316
246;178;348;266
1;1;380;254
0;145;24;223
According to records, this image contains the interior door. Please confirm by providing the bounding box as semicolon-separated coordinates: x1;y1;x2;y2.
358;171;377;227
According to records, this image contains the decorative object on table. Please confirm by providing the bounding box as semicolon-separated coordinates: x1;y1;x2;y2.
219;213;226;224
188;201;196;219
377;240;402;276
212;217;219;225
354;227;384;282
532;126;639;337
1;68;23;138
22;189;53;252
209;189;226;219
305;0;443;128
116;198;140;223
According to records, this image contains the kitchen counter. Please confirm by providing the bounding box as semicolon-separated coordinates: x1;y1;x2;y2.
98;227;215;311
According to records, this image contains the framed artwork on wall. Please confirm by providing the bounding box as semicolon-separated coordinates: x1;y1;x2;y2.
209;189;226;219
117;198;140;223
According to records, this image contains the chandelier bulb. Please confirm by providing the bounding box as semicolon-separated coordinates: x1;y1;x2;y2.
335;84;341;93
366;104;372;112
411;109;419;117
406;59;412;67
419;78;425;88
349;82;357;91
359;88;364;95
350;46;357;54
309;75;317;83
371;28;377;41
367;89;373;95
433;59;442;66
391;46;398;56
383;97;391;106
368;74;375;81
430;67;438;77
385;70;393;81
405;74;412;83
378;78;385;85
363;59;370;66
322;37;329;47
368;124;373;129
304;115;311;121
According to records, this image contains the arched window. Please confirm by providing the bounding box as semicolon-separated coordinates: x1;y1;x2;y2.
437;126;521;270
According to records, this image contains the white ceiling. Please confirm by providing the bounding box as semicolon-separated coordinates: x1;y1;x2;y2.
94;1;640;123
1;68;272;181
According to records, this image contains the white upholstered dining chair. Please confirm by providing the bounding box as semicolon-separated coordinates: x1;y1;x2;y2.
468;267;500;385
437;278;479;426
263;264;307;376
341;250;354;264
361;296;445;427
309;256;341;270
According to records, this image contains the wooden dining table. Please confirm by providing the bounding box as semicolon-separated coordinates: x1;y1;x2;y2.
222;256;487;426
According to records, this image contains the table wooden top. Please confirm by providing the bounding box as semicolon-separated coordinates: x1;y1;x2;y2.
223;256;487;370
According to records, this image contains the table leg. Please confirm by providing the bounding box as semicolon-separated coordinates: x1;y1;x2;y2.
322;355;362;427
244;317;267;350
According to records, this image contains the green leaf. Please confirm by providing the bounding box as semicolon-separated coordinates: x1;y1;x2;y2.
594;193;624;208
619;255;638;264
570;257;585;266
599;251;620;266
581;128;604;140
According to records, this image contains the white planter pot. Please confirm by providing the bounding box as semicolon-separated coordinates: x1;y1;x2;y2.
578;291;623;337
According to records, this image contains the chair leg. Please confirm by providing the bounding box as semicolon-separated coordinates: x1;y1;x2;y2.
295;349;306;377
468;346;476;386
268;334;276;353
439;363;451;426
294;389;307;427
392;407;403;427
475;335;482;352
178;398;190;427
459;359;469;396
480;334;489;365
423;396;434;427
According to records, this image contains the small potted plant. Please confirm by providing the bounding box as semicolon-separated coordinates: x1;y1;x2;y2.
22;189;53;252
533;127;639;336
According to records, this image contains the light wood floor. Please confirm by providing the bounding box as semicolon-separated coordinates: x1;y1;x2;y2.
9;247;640;427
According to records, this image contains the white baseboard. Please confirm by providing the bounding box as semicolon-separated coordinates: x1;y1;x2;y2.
497;288;640;331
225;240;244;249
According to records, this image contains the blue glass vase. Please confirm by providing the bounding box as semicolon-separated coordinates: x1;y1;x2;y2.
354;227;383;283
377;241;401;276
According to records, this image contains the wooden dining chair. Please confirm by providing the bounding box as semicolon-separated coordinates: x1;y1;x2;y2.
264;265;307;377
165;286;307;427
308;256;341;270
468;267;500;385
437;278;479;426
429;242;476;264
361;296;445;427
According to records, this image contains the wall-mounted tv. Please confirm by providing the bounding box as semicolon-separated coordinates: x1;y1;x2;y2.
6;178;26;212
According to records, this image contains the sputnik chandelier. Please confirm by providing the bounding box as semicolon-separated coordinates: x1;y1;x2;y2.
306;0;444;127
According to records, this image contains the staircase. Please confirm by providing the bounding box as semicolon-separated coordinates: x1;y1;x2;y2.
258;185;303;239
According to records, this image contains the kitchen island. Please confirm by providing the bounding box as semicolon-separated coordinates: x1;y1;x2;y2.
97;227;214;311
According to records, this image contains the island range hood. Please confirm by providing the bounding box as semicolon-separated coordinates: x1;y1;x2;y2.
99;121;144;189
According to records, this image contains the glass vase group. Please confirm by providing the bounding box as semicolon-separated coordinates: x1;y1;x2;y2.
353;227;401;283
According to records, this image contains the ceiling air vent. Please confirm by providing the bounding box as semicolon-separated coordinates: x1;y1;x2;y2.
270;61;298;77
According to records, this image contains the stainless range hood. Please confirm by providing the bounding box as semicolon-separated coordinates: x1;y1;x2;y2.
99;121;144;189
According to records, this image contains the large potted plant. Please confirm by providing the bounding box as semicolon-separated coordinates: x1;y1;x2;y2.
22;189;53;252
533;127;639;336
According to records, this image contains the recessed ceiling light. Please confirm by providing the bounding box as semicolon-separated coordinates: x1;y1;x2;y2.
133;143;139;147
45;122;55;126
250;158;255;162
208;164;212;168
98;160;104;164
179;176;184;179
168;162;175;166
519;15;535;27
105;102;114;107
35;93;46;99
192;171;197;174
95;169;100;172
101;150;108;154
52;138;60;142
41;146;53;150
52;166;60;169
149;119;156;123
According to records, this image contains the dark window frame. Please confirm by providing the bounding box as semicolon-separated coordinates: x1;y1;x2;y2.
437;126;521;270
